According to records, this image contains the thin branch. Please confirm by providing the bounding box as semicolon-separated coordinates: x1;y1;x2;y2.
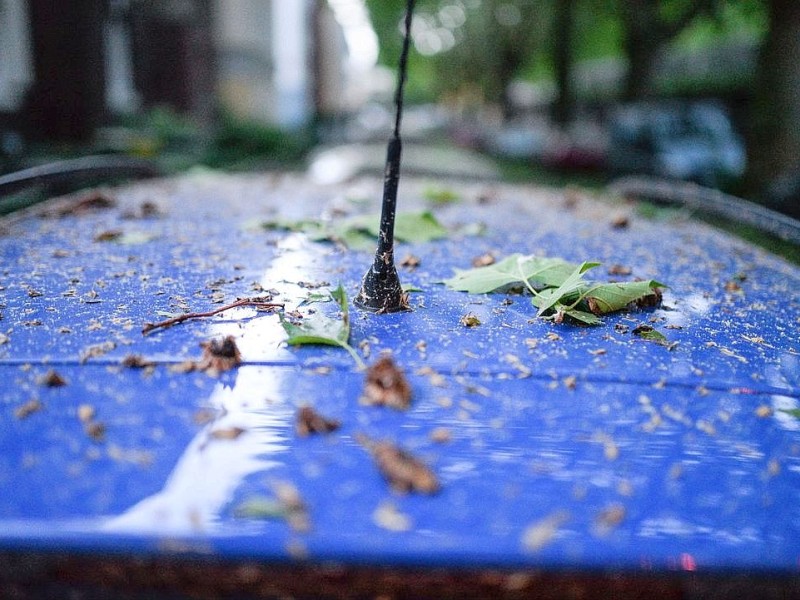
142;298;284;335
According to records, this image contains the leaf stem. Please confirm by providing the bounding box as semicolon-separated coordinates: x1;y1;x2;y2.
339;341;367;370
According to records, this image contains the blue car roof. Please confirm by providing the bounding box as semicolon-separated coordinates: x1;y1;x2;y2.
1;172;798;575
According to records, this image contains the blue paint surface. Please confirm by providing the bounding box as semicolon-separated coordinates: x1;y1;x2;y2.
0;173;798;572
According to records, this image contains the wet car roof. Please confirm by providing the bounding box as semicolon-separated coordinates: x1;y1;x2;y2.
1;172;798;580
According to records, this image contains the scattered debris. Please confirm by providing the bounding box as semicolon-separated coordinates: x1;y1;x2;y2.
122;200;162;219
14;399;42;419
755;405;773;418
360;356;412;410
610;215;630;229
234;481;309;532
429;427;452;443
80;341;117;363
193;408;217;425
632;324;676;349
78;404;96;423
522;511;569;552
607;264;632;276
199;336;242;375
38;369;67;387
295;406;341;437
400;254;421;270
460;312;481;327
84;421;107;442
372;501;413;532
594;503;626;536
78;404;106;442
210;426;246;440
471;253;496;268
46;191;116;218
121;354;156;369
143;297;282;334
174;336;243;376
358;434;439;495
94;230;122;242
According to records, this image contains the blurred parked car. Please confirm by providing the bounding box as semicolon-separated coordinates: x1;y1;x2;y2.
608;100;746;187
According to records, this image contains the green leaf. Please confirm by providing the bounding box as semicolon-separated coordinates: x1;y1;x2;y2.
443;254;579;294
423;185;460;204
280;285;364;367
233;497;288;520
298;292;333;306
445;253;665;327
780;409;800;419
393;211;448;243
632;324;675;349
561;308;603;326
533;262;600;317
261;211;448;249
282;285;349;346
585;280;664;315
402;284;423;293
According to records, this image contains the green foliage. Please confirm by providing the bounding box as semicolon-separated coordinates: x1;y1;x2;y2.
443;254;664;326
204;113;312;170
423;185;460;205
280;285;364;368
443;254;583;294
262;211;447;250
632;324;675;349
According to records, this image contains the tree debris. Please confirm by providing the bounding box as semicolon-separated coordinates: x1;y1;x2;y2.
522;511;570;552
295;406;341;437
175;336;243;376
360;356;412;410
121;354;156;369
234;481;309;533
143;297;282;334
460;312;481;327
358;434;440;495
38;369;67;387
210;426;246;440
15;399;42;419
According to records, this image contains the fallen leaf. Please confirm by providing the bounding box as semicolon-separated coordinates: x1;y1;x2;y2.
360;356;412;410
15;399;42;419
210;426;246;440
522;511;569;552
281;285;364;368
295;406;341;437
359;435;439;494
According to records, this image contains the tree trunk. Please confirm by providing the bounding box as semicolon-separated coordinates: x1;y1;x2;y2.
623;28;661;101
23;0;107;142
748;0;800;209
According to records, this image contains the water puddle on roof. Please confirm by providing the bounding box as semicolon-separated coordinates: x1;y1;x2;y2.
104;367;292;535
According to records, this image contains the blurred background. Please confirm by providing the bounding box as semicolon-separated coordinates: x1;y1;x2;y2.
0;0;797;219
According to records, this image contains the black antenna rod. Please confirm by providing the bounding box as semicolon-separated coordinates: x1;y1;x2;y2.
355;0;416;313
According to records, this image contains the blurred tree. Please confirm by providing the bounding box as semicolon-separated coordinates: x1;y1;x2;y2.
748;0;800;211
367;0;552;119
618;0;721;99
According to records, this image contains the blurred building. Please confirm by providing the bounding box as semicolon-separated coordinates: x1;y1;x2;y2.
0;0;376;143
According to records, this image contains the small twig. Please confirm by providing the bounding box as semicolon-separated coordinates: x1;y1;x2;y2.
142;298;284;335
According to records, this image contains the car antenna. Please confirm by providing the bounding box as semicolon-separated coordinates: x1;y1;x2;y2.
355;0;415;313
